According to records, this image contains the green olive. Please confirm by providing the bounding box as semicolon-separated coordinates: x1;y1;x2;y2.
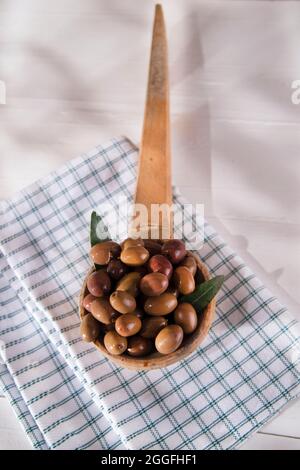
155;325;184;354
127;336;153;357
144;293;178;316
140;272;169;297
174;302;198;334
104;331;127;355
140;316;168;339
109;290;136;314
115;313;142;337
80;313;100;342
120;246;150;266
116;272;142;297
173;266;195;295
90;298;119;325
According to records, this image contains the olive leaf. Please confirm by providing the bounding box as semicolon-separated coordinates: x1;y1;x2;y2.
181;275;224;311
90;211;110;247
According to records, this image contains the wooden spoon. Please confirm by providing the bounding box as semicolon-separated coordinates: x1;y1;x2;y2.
79;4;216;370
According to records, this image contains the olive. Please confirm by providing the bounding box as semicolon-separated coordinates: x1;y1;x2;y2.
127;336;153;357
80;313;100;342
86;270;111;297
90;241;121;265
90;298;119;325
82;293;97;312
120;246;150;266
148;254;173;280
116;272;141;297
140;316;168;339
161;239;186;264
104;331;127;355
174;303;198;334
144;293;178;316
143;240;162;256
180;255;197;276
115;313;142;337
121;237;144;250
140;273;169;297
107;259;128;280
174;266;195;295
155;325;184;354
110;290;136;314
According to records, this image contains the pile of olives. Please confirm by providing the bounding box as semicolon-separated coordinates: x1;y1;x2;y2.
80;238;201;357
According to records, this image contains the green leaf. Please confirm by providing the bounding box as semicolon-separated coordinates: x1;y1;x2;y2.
181;275;224;311
90;211;110;247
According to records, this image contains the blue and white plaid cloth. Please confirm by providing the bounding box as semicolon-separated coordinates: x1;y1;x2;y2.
0;137;299;450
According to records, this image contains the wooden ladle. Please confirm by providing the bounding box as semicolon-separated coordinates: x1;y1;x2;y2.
79;5;215;370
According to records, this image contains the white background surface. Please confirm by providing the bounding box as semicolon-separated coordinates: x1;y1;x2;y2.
0;0;299;450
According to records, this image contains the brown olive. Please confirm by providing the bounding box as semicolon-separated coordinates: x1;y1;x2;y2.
90;241;121;265
115;313;142;337
116;272;142;297
110;290;136;314
80;313;100;342
86;270;111;297
143;240;162;256
180;255;197;276
82;293;97;312
90;298;119;325
162;239;186;264
148;254;173;280
155;325;184;354
104;331;127;355
174;266;195;295
107;259;128;280
127;336;153;357
144;293;178;316
174;303;198;334
140;273;169;297
140;316;168;338
121;237;144;250
120;246;150;266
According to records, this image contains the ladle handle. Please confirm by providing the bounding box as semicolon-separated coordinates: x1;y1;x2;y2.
131;4;173;240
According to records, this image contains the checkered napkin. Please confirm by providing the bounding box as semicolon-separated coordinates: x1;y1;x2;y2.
0;137;299;450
